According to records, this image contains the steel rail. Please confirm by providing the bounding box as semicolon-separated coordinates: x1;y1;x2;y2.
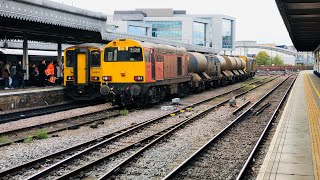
0;106;120;147
232;100;251;115
162;75;292;179
254;102;271;116
0;101;102;124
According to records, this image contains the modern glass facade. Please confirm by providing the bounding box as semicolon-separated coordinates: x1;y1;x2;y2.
193;22;206;46
222;19;233;49
146;21;182;41
128;25;148;36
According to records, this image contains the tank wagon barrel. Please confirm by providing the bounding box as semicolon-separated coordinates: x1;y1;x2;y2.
187;52;208;73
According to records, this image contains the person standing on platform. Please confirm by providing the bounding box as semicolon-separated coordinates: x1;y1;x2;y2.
38;60;46;87
56;62;62;85
45;61;56;86
29;64;39;86
1;68;10;89
15;61;25;88
10;62;17;89
0;60;4;77
2;63;11;88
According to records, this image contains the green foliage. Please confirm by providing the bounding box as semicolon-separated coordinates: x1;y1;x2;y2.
242;85;257;90
35;129;48;139
0;136;8;144
272;55;285;65
24;136;33;143
119;109;129;116
256;51;271;65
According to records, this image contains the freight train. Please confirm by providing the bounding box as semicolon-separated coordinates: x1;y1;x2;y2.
63;39;256;106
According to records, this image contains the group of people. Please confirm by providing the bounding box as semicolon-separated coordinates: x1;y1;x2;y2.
0;61;26;89
0;59;63;89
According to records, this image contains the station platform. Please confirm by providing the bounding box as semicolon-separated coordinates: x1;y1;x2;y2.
0;86;65;111
257;70;320;180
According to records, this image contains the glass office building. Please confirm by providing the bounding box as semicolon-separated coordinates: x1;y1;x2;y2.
193;22;206;46
146;21;182;41
109;9;236;52
128;25;148;36
222;19;233;49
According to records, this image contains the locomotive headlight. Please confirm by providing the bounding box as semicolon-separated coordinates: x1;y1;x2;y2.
91;76;100;81
103;76;112;81
134;76;144;81
67;76;74;80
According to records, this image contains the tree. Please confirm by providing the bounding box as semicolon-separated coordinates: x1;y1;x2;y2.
256;51;270;65
272;55;284;65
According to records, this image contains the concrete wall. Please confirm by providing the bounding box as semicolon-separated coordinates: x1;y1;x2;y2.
0;89;66;111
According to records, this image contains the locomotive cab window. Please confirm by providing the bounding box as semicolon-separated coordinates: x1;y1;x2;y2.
66;50;75;67
90;50;101;67
104;47;143;62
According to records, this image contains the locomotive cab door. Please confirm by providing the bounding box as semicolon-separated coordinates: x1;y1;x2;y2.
177;57;182;76
74;49;90;86
151;50;156;80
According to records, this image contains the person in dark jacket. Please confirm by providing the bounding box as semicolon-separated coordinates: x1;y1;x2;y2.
15;61;25;88
29;64;39;86
38;60;47;87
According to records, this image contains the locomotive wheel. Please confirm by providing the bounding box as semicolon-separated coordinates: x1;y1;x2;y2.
136;95;149;107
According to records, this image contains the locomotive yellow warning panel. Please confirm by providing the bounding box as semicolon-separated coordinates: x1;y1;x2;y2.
77;53;86;84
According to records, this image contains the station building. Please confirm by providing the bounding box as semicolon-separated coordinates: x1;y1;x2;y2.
106;9;236;53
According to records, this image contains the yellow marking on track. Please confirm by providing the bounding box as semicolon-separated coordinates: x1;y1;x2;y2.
304;73;320;180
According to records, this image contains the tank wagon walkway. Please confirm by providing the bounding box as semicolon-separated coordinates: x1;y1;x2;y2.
257;70;320;180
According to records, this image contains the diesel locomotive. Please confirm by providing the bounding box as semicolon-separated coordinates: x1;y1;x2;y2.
63;39;256;106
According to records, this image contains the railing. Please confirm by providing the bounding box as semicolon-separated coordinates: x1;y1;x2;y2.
256;65;313;71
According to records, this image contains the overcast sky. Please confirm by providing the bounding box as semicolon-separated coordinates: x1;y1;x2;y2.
52;0;293;45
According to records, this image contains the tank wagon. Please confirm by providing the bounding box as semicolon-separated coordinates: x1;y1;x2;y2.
98;39;255;106
240;56;256;77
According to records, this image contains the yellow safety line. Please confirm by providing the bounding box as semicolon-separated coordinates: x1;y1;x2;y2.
304;73;320;180
307;73;320;100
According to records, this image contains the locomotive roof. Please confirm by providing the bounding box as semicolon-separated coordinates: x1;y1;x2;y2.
66;43;105;50
137;41;187;54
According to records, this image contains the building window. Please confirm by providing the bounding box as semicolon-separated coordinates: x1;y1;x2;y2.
222;19;233;49
193;22;206;46
128;25;147;36
146;21;182;41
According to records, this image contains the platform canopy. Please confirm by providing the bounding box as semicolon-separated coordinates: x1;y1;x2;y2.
276;0;320;51
0;0;107;44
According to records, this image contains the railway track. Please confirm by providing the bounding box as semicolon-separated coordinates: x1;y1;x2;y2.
0;101;102;124
0;76;281;180
0;77;272;147
163;75;296;180
0;106;120;147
